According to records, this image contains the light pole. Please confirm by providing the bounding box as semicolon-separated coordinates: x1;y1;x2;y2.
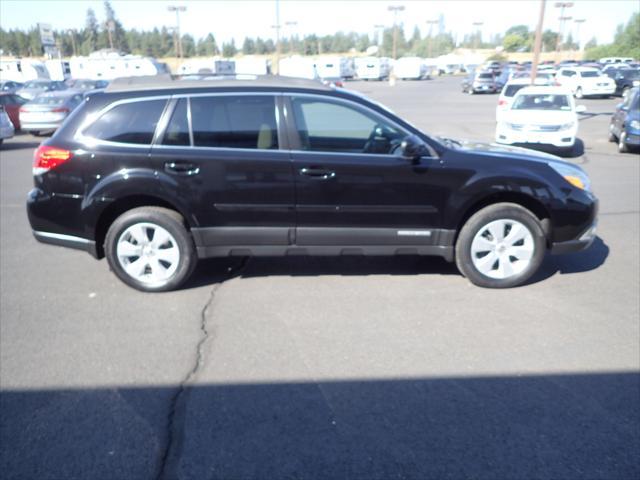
167;5;187;59
105;20;115;50
530;0;547;84
554;2;573;61
425;19;438;58
285;21;298;54
272;0;281;73
67;29;77;56
472;21;484;51
574;18;585;51
387;5;405;60
374;24;385;56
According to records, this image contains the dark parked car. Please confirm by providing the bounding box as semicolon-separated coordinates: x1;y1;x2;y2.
609;87;640;153
0;80;24;93
461;71;499;94
65;78;110;90
0;92;27;129
27;75;597;291
605;68;640;98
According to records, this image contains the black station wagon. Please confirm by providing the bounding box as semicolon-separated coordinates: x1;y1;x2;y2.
27;75;598;291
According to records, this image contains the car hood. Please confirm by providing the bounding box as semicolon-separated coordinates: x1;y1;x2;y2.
443;138;572;167
501;110;576;124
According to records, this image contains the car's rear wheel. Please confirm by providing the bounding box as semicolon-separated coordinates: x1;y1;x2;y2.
622;86;630;100
575;87;583;99
105;207;197;292
455;203;546;288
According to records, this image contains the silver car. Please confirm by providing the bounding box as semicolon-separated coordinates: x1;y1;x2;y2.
19;90;85;135
0;106;15;145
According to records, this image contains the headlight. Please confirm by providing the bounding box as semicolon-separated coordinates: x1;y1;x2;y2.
630;120;640;130
633;80;640;87
548;162;591;192
560;122;575;130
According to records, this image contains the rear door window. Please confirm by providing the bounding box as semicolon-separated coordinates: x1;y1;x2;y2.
190;95;278;149
83;99;166;145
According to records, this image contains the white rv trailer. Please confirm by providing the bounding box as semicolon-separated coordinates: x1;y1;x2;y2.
69;50;169;80
315;56;355;79
45;60;71;81
0;59;50;83
177;58;237;76
393;57;428;80
234;57;270;75
354;57;391;80
279;56;318;80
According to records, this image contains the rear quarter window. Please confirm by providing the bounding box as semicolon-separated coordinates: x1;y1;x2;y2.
83;99;166;145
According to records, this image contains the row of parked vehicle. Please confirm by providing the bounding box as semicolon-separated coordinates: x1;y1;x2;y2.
0;78;110;145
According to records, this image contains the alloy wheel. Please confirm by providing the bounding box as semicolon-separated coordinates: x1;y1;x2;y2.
116;222;180;286
470;219;535;280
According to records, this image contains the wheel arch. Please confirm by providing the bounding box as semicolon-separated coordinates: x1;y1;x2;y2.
93;194;191;259
453;192;552;248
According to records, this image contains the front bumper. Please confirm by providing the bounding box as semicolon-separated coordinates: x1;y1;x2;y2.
624;130;640;146
496;129;576;148
551;221;597;254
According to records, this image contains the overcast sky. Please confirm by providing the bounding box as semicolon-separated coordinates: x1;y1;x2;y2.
1;0;638;47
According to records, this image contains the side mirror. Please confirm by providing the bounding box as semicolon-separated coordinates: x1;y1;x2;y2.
401;135;429;161
575;105;587;114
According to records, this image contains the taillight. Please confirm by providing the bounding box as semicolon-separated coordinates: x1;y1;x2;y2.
51;107;69;113
33;145;73;175
19;107;28;113
498;99;507;106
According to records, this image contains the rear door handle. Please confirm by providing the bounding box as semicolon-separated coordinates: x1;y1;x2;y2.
300;167;336;180
164;162;200;176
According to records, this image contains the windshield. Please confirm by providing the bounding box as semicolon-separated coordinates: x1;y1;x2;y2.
23;81;48;89
619;70;639;79
512;94;571;111
580;71;600;78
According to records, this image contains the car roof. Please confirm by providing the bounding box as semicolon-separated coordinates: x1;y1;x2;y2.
560;66;600;72
105;74;332;93
34;89;84;98
514;86;572;95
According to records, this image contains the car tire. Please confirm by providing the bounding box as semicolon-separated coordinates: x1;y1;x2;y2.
468;88;475;95
575;87;583;99
105;207;197;292
455;203;546;288
618;131;629;153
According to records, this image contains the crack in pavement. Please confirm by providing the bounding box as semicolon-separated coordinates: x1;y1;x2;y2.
155;257;250;480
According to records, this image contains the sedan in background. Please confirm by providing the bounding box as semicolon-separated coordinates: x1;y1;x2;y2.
16;80;67;101
0;81;24;93
609;87;640;153
496;86;586;153
19;90;85;135
556;67;616;98
0;106;15;146
65;79;110;90
461;71;499;94
608;69;640;99
0;92;27;129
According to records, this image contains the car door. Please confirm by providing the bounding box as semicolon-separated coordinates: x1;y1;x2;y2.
285;93;449;248
150;93;295;248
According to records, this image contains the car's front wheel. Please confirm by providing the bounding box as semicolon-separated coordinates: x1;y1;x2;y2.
574;87;584;99
105;207;197;292
455;203;546;288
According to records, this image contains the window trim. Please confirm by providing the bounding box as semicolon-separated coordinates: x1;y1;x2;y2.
75;95;171;149
283;92;438;159
152;91;283;152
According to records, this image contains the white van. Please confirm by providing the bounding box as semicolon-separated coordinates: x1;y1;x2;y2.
394;57;428;80
45;60;71;81
354;57;391;80
235;57;270;75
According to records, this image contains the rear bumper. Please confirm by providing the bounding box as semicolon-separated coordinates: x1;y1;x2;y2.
21;122;63;131
32;230;98;258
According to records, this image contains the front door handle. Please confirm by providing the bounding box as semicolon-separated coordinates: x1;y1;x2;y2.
300;167;336;180
165;162;200;176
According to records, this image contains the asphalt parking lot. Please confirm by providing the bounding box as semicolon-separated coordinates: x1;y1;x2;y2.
1;76;638;479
